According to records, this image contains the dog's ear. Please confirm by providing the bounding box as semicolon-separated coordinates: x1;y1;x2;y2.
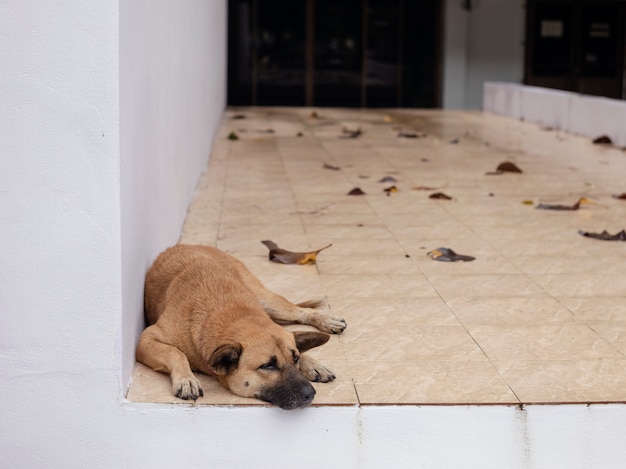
293;331;330;353
209;343;242;375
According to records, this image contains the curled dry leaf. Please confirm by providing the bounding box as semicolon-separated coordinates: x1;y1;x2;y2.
378;176;398;183
429;192;452;200
486;161;523;175
341;128;362;139
578;229;626;241
347;187;366;195
397;132;426;139
612;193;626;200
536;197;593;211
427;247;475;262
309;111;319;119
231;114;246;120
383;185;398;194
593;135;612;145
323;163;341;171
227;132;239;141
261;240;332;265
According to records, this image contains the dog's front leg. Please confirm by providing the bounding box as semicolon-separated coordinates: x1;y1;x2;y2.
298;354;336;383
136;325;203;400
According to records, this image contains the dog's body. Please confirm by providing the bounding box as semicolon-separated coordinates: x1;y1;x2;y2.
136;244;346;409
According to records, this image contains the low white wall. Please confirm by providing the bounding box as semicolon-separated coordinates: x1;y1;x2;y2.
484;82;626;146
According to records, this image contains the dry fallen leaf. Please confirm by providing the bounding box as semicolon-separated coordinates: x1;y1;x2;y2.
323;163;341;171
536;197;593;211
309;111;319;119
427;247;475;262
341;128;362;139
593;135;612;145
383;185;398;194
412;186;438;191
261;240;332;265
612;193;626;200
486;161;523;175
231;114;246;120
578;229;626;241
347;187;366;195
378;176;398;183
397;132;426;139
522;199;534;205
227;132;239;141
429;192;452;200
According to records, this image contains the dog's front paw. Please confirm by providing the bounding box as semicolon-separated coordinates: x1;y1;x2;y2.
299;355;336;383
173;376;204;400
319;316;347;335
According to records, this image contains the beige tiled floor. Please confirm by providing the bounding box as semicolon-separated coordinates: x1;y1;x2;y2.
128;107;626;406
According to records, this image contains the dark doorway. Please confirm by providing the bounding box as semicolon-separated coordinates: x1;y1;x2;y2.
525;0;626;99
227;0;442;108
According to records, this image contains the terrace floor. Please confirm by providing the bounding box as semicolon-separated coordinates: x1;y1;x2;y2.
128;107;626;407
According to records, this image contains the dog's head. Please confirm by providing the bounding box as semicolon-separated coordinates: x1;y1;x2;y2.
208;327;329;409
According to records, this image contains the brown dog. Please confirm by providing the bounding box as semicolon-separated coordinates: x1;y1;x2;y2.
136;244;346;409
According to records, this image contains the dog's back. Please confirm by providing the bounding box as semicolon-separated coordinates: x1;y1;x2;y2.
144;244;253;325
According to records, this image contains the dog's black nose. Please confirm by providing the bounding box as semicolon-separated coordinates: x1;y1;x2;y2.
295;381;316;407
301;386;315;404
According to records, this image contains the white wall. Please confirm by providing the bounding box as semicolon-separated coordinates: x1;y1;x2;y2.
443;0;525;109
0;1;227;466
119;0;227;389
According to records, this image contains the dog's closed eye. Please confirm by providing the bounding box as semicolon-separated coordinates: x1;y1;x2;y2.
292;350;300;364
258;356;278;371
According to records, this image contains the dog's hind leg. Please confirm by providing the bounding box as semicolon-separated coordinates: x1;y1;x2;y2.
136;325;203;400
233;258;347;333
256;290;347;334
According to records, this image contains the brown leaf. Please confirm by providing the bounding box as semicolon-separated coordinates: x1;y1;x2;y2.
429;192;452;200
378;176;398;183
261;240;332;265
612;193;626;200
397;132;426;138
323;163;341;171
347;187;366;195
341;128;362;139
427;247;475;262
593;135;612;145
227;132;239;141
231;114;246;120
383;185;398;194
578;229;626;241
309;111;319;119
412;185;438;191
486;161;523;175
535;197;593;211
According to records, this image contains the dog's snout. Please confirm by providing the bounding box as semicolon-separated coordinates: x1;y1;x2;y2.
257;374;318;409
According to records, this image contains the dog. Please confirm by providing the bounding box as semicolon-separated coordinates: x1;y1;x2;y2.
136;244;347;409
